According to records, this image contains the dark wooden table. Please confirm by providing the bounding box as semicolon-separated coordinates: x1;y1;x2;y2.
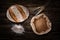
0;0;60;40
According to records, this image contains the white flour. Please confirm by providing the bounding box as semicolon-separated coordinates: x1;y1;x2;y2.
11;24;25;34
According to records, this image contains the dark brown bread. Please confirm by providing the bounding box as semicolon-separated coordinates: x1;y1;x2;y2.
34;15;49;33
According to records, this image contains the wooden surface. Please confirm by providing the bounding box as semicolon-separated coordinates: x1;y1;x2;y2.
0;0;60;40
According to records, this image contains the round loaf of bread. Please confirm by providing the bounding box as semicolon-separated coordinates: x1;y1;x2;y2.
6;4;29;23
30;13;52;35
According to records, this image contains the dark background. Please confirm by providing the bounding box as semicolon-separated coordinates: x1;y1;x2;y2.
0;0;60;40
